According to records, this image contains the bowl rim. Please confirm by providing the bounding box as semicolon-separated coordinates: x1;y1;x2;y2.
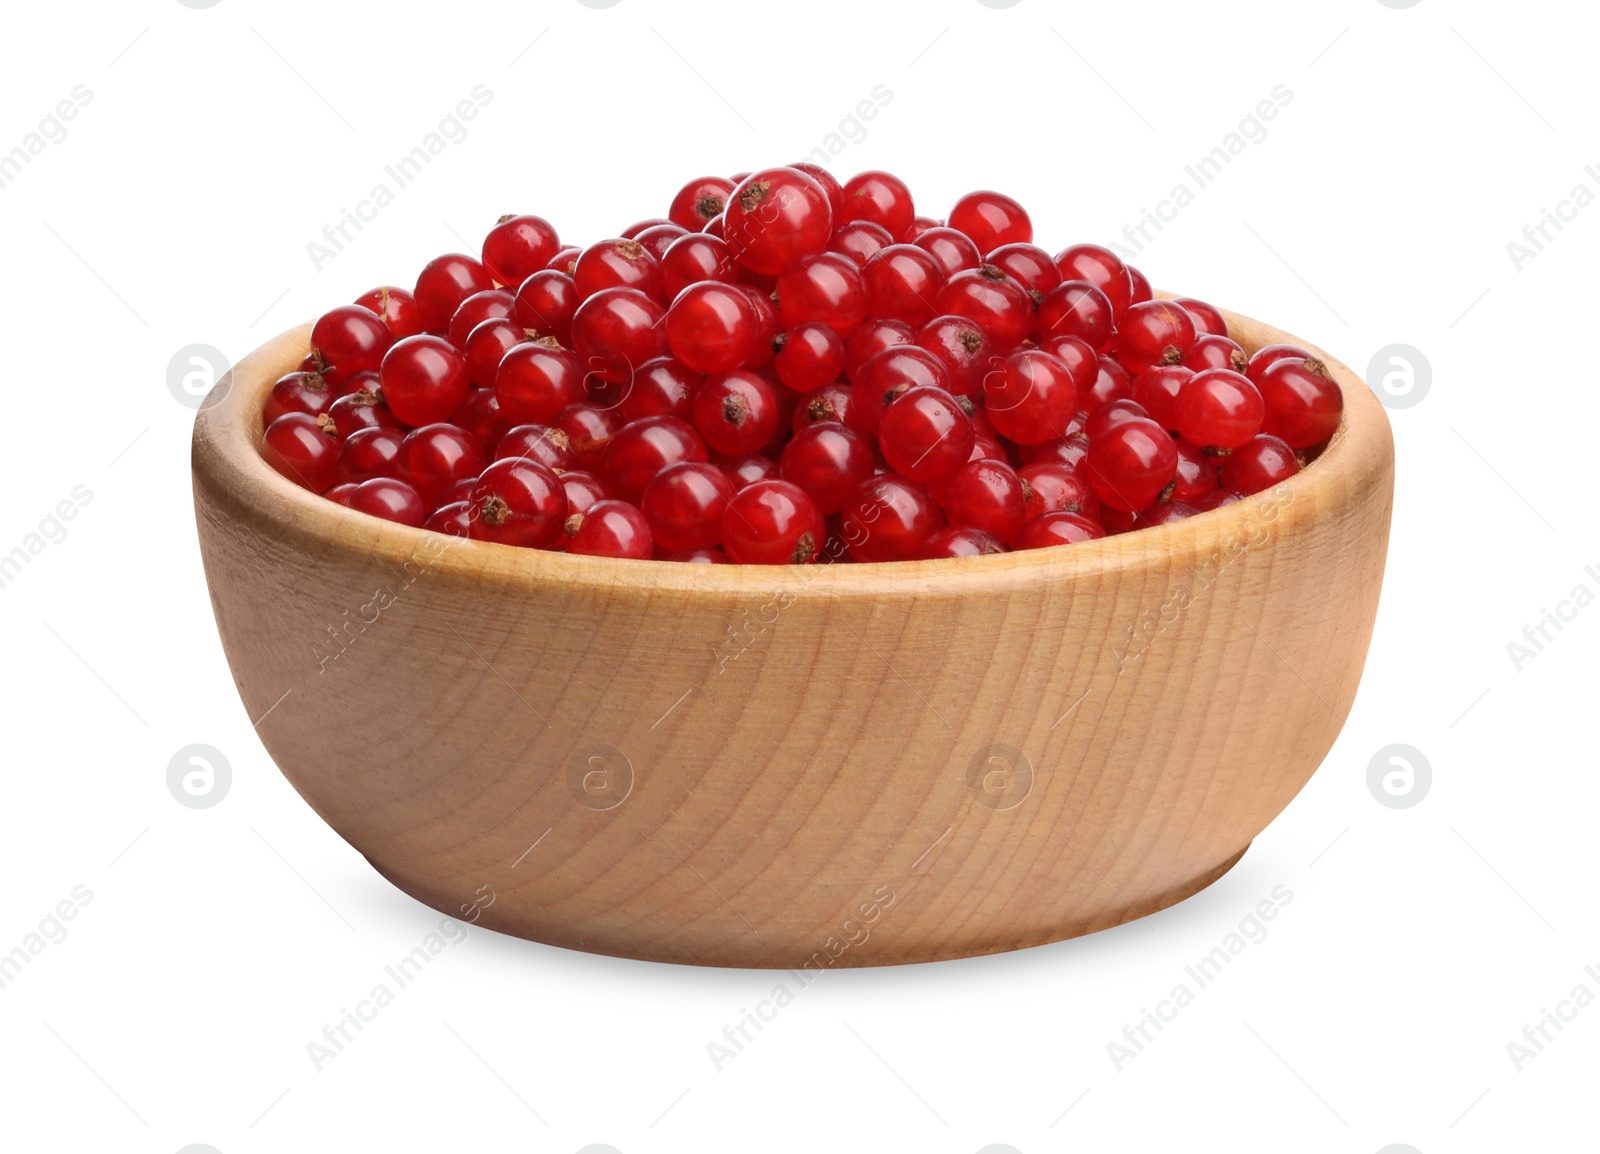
192;299;1394;597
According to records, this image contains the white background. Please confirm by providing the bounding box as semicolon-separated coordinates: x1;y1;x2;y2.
1;0;1595;1151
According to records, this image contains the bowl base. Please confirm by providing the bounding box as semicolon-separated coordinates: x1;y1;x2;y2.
363;842;1251;969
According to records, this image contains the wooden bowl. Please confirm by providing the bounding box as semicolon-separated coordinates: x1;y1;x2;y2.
192;304;1393;968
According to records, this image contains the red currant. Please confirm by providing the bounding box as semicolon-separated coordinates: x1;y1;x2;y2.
788;161;844;219
415;253;494;332
778;420;875;514
878;385;974;483
1245;343;1315;386
1019;511;1104;549
935;265;1033;351
495;423;575;472
641;460;735;551
1036;281;1114;350
842;171;915;239
346;476;426;527
948;190;1032;252
451;387;512;454
1256;357;1343;448
264;371;333;424
513;270;578;346
776;252;868;337
495;339;585;424
469;457;567;548
828;220;895;268
604;415;708;502
1174;368;1265;450
774;321;846;392
1019;461;1099;521
912;227;983;278
1170;438;1219;504
1053;244;1133;317
463;317;526;388
666;281;757;375
1080;355;1133;413
554;403;625;472
839;474;943;562
565;499;653;558
328;388;401;439
669;176;737;231
337;425;404;485
571;288;668;384
1084;416;1179;512
1130;364;1195;431
354;286;424;339
380;335;471;427
939;458;1025;545
262;412;339;493
560;470;612;515
399;423;485;509
721;479;824;564
620;356;699;423
849;344;950;436
482;215;561;286
722;454;781;491
1175;297;1226;336
723;167;834;276
692;369;780;456
424;501;473;537
845;317;914;377
574;239;664;303
916;526;1006;559
983;349;1080;445
660;233;738;298
1186;333;1249;373
311;305;394;385
1219;434;1299;495
863;244;944;327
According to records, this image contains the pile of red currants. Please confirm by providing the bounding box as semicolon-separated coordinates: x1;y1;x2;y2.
259;165;1344;563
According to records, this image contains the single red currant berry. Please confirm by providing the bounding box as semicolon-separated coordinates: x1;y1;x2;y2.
721;454;781;491
399;423;486;509
1256;357;1344;448
878;386;974;483
495;339;585;424
573;239;664;303
423;500;473;537
839;474;944;562
620;356;700;423
986;243;1061;298
779;420;875;514
914;316;991;399
721;479;824;564
863;244;945;327
660;233;738;299
841;170;915;239
481;214;561;286
935;264;1033;351
939;458;1025;545
1084;416;1179;512
1018;511;1105;549
641;460;735;552
447;289;515;349
666;281;757;375
1080;355;1134;413
844;317;914;377
633;224;689;263
849;344;950;436
916;526;1006;559
983;349;1080;445
554;403;625;473
1052;244;1134;317
604;415;708;503
560;470;612;516
912;227;983;279
776;252;868;337
571;288;668;384
792;382;857;434
1175;368;1265;450
469;457;567;548
1219;434;1300;495
948;190;1032;252
1128;265;1153;305
1036;281;1114;350
1085;398;1150;442
1186;333;1250;373
1130;364;1194;431
264;371;334;424
723;167;834;276
1036;334;1099;395
774;321;846;392
828;219;895;268
1018;435;1088;472
329;388;402;439
547;245;581;275
692;369;779;456
1170;438;1219;504
354;286;424;339
1175;297;1226;336
788;161;844;219
463;317;527;389
380;335;471;427
1019;461;1100;521
513;270;578;346
346;477;426;527
414;253;494;332
564;499;654;558
311;304;396;388
1245;343;1316;386
495;423;575;472
262;412;339;492
338;425;405;485
669;176;737;231
451;387;512;455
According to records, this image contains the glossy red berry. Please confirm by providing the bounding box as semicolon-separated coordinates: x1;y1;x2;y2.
262;412;339;493
571;288;668;384
842;171;915;240
1019;511;1104;549
1019;461;1099;522
878;385;974;483
469;457;567;548
380;335;471;427
913;316;990;398
940;458;1025;545
264;371;334;424
574;239;664;303
721;479;824;564
935;265;1033;351
912;227;983;279
633;224;689;262
788;161;844;218
828;220;895;268
793;382;858;434
494;423;575;472
1186;333;1250;373
447;289;515;350
1175;297;1226;336
1219;434;1300;495
916;526;1006;559
1080;355;1133;413
1116;301;1195;378
722;454;781;491
863;244;944;327
844;317;914;377
774;321;846;392
338;426;405;485
669;176;737;231
565;499;653;558
346;477;425;527
1175;368;1265;450
495;339;585;424
1245;343;1316;386
513;270;578;346
328;388;401;439
1256;357;1344;448
776;252;868;336
1086;398;1150;442
660;233;738;298
1128;265;1153;305
620;356;699;423
559;470;612;516
423;501;473;537
641;461;735;552
948;190;1032;252
311;305;394;385
399;423;485;509
604;415;708;503
983;349;1080;445
1170;438;1219;504
1053;244;1133;318
986;243;1060;298
692;369;780;456
849;344;950;436
1036;281;1114;350
354;286;424;339
778;421;875;515
1084;416;1179;512
722;167;834;276
451;387;512;454
839;474;943;562
1130;364;1194;431
554;403;625;473
414;253;494;332
666;281;757;374
482;215;560;286
463;317;527;388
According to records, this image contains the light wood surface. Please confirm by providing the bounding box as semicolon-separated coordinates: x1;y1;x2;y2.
191;303;1394;967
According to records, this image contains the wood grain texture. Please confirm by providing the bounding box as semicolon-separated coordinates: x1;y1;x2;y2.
191;303;1394;968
